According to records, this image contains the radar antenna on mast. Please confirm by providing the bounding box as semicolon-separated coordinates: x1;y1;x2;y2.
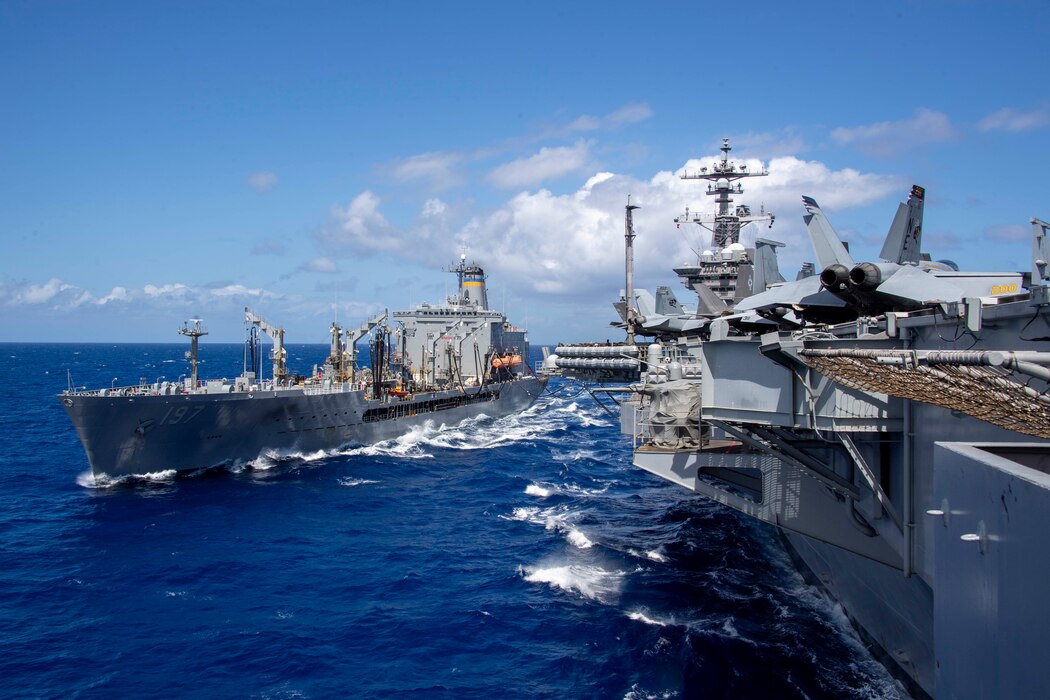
676;137;774;249
624;195;641;345
179;319;208;388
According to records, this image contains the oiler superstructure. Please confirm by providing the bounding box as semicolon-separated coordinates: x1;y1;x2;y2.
59;260;545;478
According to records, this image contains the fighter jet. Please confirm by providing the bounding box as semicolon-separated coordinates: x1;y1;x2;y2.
613;286;710;338
735;185;1023;327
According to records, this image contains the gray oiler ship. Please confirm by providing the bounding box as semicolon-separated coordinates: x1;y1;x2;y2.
60;258;546;478
544;141;1050;698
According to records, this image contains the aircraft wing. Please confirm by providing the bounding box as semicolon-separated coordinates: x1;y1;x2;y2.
874;265;965;306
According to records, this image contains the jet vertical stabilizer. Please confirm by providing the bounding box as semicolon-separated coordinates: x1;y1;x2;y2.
879;185;925;265
654;286;687;315
803;196;855;271
633;289;657;319
753;238;787;295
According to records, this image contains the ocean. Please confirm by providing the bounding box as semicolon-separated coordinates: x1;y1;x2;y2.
0;342;907;699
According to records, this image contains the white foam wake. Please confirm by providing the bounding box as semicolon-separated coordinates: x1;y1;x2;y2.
625;610;673;627
502;504;595;550
627;547;669;564
520;561;625;604
525;479;613;499
77;469;177;489
524;483;551;498
338;477;378;487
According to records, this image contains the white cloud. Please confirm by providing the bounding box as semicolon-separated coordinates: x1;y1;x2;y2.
96;287;129;305
313;151;900;304
422;198;446;217
7;277;74;305
247;171;278;192
318;190;399;254
830;108;957;158
144;283;191;298
385;102;652;193
488;139;593;189
978;106;1050;133
456;154;902;298
390;151;466;190
64;290;94;310
210;284;264;297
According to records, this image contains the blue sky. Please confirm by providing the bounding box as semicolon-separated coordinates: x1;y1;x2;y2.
3;0;1048;344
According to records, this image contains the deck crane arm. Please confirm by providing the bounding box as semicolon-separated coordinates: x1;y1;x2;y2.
244;307;288;382
345;309;388;381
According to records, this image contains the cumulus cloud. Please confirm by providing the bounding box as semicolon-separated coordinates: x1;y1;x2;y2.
830;108;957;158
488;140;594;189
3;279;125;311
96;286;129;305
7;277;74;305
144;283;191;298
421;198;446;217
454;154;901;298
210;284;265;297
978;106;1050;133
313;149;900;304
247;171;278;192
317;190;399;253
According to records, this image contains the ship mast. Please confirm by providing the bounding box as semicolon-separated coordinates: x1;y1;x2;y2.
179;319;208;388
676;137;774;249
624;196;640;345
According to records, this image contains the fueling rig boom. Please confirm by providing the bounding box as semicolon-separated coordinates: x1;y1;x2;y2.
244;307;288;382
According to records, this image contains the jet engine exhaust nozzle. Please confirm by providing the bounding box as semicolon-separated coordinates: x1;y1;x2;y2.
849;262;882;291
819;264;850;290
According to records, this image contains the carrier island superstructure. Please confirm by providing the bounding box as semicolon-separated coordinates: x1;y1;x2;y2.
547;139;785;383
60;258;545;478
543;141;1050;698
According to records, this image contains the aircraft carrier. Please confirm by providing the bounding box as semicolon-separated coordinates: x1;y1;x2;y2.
544;141;1050;697
60;258;546;479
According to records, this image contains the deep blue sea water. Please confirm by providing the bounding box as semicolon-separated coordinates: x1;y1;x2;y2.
0;342;908;699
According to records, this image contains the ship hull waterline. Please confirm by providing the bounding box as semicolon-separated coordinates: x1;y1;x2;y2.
61;377;546;478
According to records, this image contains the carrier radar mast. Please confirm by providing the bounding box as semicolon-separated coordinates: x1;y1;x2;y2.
676;137;774;249
624;196;641;345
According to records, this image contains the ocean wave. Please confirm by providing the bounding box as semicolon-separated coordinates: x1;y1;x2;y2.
520;561;626;604
523;479;614;499
339;423;437;459
502;504;597;550
77;469;177;489
524;483;551;498
627;547;669;564
249;447;332;470
565;528;594;549
625;610;674;627
338;477;378;487
623;683;679;700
